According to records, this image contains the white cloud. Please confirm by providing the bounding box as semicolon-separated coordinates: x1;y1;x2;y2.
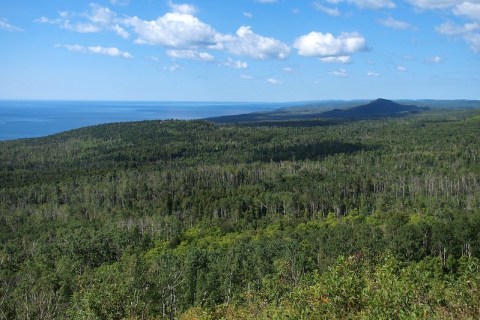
0;18;23;32
221;26;291;60
241;74;254;79
425;55;442;63
282;67;293;72
56;44;133;58
112;24;129;38
165;62;181;71
167;1;197;15
37;4;291;61
243;12;253;18
125;14;289;60
256;0;277;3
89;4;116;25
124;12;217;47
406;0;468;10
326;0;395;9
146;55;160;62
407;0;480;52
313;2;341;16
466;32;480;52
320;55;351;63
294;31;366;57
110;0;129;6
167;49;214;61
366;71;380;77
397;65;407;72
454;2;480;21
36;4;129;38
88;45;132;58
329;68;348;77
349;0;396;9
223;57;248;69
436;21;480;53
436;21;479;35
378;16;413;30
267;78;282;84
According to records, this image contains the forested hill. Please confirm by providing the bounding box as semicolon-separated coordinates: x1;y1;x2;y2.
207;99;479;124
2;108;480;319
319;98;429;118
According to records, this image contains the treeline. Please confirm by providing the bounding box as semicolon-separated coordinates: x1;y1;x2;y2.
1;109;480;318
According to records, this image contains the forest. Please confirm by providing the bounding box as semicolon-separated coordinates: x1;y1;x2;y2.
1;107;480;319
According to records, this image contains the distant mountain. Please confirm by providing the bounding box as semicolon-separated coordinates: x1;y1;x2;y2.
320;98;429;119
206;99;431;124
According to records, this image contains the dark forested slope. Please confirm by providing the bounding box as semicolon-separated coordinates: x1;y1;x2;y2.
1;108;480;319
320;98;430;118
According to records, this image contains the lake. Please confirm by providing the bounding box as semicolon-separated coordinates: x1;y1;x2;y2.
0;100;284;141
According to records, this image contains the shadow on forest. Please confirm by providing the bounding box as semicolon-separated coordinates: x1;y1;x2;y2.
207;111;342;124
236;119;342;128
252;141;375;162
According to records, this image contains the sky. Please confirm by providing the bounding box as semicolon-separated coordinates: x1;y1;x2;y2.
0;0;479;101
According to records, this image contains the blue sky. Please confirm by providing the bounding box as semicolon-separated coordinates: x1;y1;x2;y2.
0;0;479;101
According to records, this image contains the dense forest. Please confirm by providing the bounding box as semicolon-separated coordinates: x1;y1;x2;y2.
1;107;480;319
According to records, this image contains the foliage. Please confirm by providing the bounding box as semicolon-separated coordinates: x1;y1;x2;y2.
1;109;480;318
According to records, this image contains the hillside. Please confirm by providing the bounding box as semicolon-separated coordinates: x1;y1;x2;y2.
1;108;480;319
320;98;430;118
208;98;436;123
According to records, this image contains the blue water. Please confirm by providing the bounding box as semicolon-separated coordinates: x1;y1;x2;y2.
0;100;283;141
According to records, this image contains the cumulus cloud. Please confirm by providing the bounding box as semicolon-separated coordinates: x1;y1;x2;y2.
167;49;214;61
267;78;282;84
465;33;480;52
350;0;396;9
313;2;341;16
325;0;395;9
397;65;407;72
241;74;254;79
320;55;351;63
125;16;289;60
243;12;253;18
436;21;480;53
56;44;133;58
407;0;480;54
165;62;181;71
36;4;129;38
425;56;442;63
223;58;248;69
294;31;366;57
0;18;23;32
110;0;129;6
366;71;380;77
407;0;480;50
453;2;480;21
36;3;290;61
329;68;348;77
436;21;479;35
406;0;468;10
379;16;413;30
124;12;217;47
167;0;197;15
220;26;291;60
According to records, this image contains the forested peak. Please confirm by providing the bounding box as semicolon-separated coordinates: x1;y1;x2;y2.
369;98;397;106
354;98;420;112
319;98;429;119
